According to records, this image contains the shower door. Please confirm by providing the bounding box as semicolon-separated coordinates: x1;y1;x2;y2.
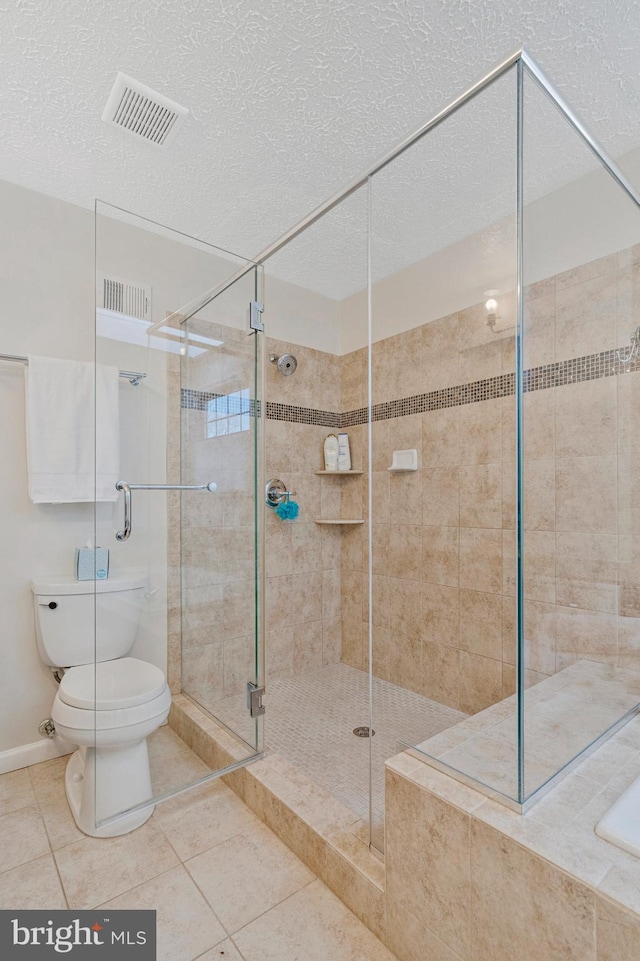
93;200;264;833
179;268;265;749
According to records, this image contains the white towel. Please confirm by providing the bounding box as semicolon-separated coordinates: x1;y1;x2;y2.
25;356;120;503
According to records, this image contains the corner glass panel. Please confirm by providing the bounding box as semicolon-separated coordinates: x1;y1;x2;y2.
91;202;262;834
520;67;640;802
259;188;372;841
375;65;521;806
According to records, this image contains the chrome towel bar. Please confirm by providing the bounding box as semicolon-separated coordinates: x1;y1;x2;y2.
0;352;147;386
115;480;217;542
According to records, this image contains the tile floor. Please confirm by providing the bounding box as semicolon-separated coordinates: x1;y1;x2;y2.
211;662;466;849
0;736;398;961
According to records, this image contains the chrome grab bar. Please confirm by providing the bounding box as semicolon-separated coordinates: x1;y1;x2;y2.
115;480;217;542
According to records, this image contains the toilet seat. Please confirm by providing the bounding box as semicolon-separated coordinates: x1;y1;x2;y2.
53;657;171;732
59;657;167;710
53;684;171;732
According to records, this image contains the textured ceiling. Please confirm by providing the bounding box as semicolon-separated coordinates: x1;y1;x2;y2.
1;0;640;299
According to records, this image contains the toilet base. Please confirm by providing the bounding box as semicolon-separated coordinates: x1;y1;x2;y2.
65;745;155;838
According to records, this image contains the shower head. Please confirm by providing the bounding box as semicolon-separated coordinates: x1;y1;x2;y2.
269;353;297;376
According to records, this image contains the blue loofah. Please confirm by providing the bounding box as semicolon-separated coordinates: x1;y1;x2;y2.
276;500;299;520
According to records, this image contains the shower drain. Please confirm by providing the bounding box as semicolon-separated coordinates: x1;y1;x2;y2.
353;726;375;737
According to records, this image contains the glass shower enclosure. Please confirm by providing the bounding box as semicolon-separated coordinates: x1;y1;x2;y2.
257;48;640;852
89;47;640;849
92;202;264;832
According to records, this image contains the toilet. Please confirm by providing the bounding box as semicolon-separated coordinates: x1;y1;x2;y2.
31;574;171;837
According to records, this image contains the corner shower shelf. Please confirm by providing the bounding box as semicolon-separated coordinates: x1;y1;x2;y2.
314;518;364;525
314;470;364;475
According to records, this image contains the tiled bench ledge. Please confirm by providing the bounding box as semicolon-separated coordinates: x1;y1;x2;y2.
385;714;640;961
168;694;387;942
413;660;640;806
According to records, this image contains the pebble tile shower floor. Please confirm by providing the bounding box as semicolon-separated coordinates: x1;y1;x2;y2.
213;663;467;846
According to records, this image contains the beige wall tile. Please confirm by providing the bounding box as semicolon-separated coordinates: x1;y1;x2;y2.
386;768;470;958
459;400;502;465
386;896;466;961
422;642;460;708
523;457;555;531
424;526;460;587
459;651;503;714
459;464;502;528
460;528;501;594
555;269;617;360
389;578;423;641
423;583;460;649
617;615;640;671
459;589;502;660
293;619;323;674
523;291;555;366
471;819;596;961
556;378;617;457
423;407;460;468
556;532;618;614
521;390;556;462
389;470;423;524
596;895;640;961
459;341;502;384
388;525;423;581
555;607;618;670
322;617;342;665
423;466;460;527
389;631;422;695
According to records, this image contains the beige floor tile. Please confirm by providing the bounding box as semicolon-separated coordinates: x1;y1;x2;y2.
0;854;67;909
0;768;37;816
54;819;180;909
29;756;69;798
29;763;84;850
0;806;50;872
151;748;211;797
148;724;193;762
195;940;245;960
234;879;397;961
185;821;314;934
100;865;226;961
155;779;259;861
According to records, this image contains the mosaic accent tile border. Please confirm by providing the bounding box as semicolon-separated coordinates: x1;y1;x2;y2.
266;401;340;428
181;388;339;427
182;346;640;426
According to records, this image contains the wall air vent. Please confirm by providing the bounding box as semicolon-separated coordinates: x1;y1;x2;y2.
102;72;188;147
98;274;151;322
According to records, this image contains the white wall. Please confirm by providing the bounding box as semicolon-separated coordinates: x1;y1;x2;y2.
0;178;341;760
0;181;97;753
340;147;640;353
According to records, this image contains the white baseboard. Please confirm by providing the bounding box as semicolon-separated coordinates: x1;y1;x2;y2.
0;737;75;775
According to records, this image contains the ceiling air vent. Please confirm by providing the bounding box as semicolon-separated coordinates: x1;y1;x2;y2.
98;274;151;322
102;72;188;147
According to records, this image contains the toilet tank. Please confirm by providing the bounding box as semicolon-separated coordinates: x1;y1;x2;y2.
31;574;148;667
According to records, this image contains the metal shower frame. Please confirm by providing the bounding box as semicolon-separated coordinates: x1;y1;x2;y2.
179;48;640;811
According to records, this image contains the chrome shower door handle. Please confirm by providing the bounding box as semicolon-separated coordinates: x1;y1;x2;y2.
115;481;132;541
115;480;217;542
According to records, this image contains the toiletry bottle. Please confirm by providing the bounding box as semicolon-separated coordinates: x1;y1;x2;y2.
324;433;339;471
337;432;351;471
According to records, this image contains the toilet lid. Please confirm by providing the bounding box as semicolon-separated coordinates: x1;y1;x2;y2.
58;657;167;711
